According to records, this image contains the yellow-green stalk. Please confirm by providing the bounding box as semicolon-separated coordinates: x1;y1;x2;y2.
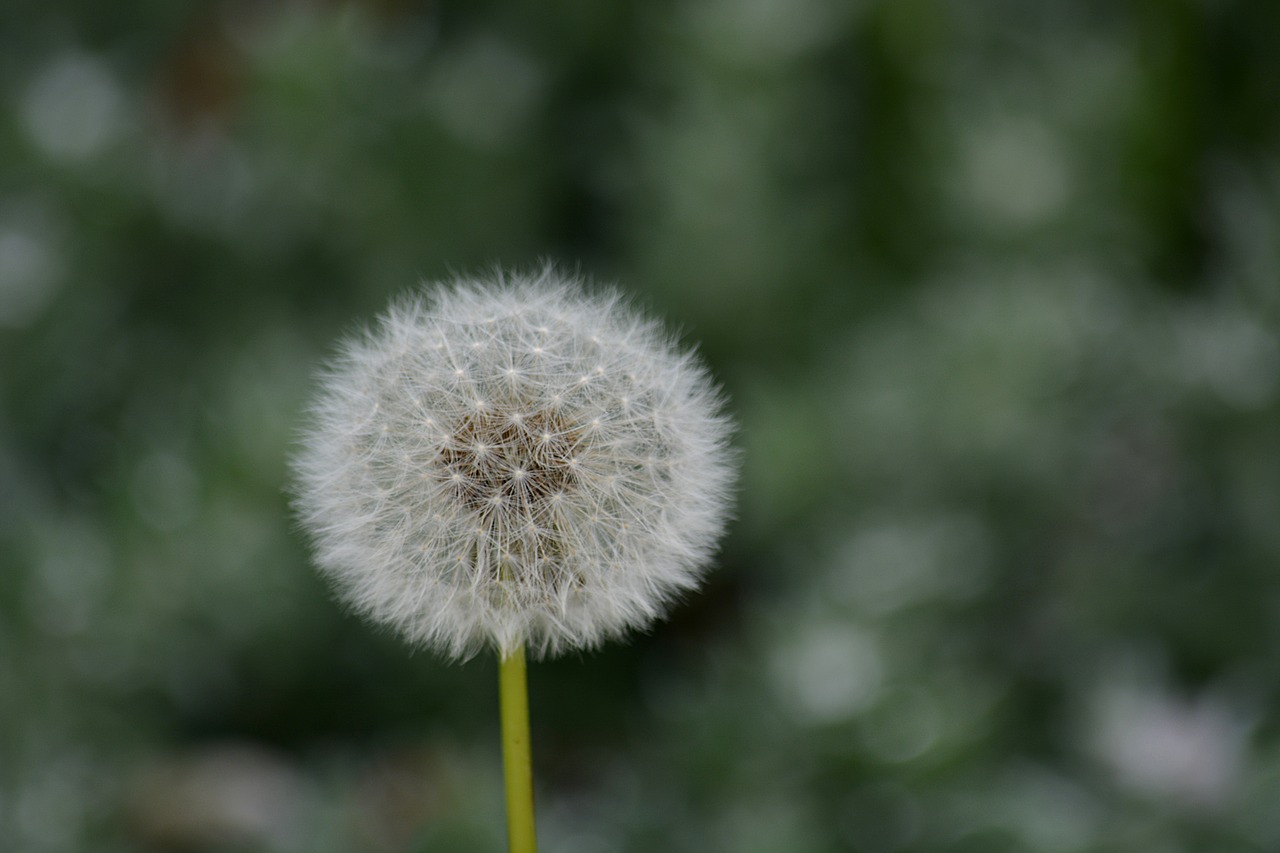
500;646;537;853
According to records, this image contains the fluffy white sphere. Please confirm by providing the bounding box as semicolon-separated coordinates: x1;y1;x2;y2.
292;269;736;660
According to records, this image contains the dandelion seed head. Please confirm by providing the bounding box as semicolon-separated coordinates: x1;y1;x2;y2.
291;268;736;660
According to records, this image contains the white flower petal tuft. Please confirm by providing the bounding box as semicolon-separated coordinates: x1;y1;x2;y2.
291;268;736;660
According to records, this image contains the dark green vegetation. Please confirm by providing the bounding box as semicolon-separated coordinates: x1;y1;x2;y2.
3;2;1279;851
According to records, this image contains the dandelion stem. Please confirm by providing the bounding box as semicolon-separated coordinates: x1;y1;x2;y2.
499;645;538;853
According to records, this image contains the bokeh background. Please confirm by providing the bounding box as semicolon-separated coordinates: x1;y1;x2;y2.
4;1;1280;851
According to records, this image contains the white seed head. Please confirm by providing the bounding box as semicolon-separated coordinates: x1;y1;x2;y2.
291;269;736;660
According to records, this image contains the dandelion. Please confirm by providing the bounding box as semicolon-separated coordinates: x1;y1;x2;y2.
291;267;736;852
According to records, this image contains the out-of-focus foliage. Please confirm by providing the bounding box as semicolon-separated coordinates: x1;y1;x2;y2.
2;1;1279;851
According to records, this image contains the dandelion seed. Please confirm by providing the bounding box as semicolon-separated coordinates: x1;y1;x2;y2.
291;267;736;661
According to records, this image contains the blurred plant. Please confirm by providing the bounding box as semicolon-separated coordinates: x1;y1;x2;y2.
4;1;1280;851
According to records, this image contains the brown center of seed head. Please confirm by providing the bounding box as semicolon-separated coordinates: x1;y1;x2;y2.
439;408;580;516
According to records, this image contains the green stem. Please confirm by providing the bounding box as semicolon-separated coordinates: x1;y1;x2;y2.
499;646;538;853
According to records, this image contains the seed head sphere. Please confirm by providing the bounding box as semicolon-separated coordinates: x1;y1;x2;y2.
292;270;736;660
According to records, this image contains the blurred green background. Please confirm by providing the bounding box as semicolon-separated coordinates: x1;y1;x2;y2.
3;1;1280;851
